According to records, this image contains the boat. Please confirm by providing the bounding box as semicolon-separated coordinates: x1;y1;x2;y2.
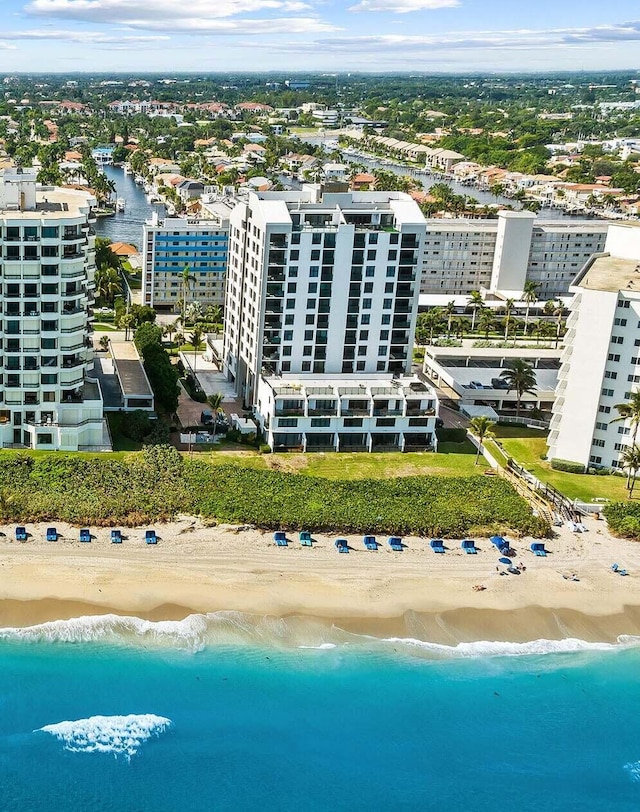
123;164;132;176
116;198;125;213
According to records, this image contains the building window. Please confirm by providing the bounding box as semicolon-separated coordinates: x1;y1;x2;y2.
618;426;631;435
612;336;624;344
381;314;391;325
592;438;606;448
302;361;311;371
361;314;370;325
311;418;330;428
604;371;617;380
614;318;627;327
286;299;295;309
362;299;372;309
285;314;294;325
601;388;614;397
608;353;620;362
279;418;298;427
281;362;291;372
589;455;602;464
598;405;611;414
595;422;607;430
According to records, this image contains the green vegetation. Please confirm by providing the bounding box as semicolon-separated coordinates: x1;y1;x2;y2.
134;323;180;413
492;425;628;502
603;502;640;540
0;446;546;537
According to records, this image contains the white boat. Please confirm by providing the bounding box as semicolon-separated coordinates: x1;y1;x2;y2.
116;198;125;213
123;164;132;176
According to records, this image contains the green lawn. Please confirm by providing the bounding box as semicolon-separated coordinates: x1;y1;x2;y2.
93;323;118;332
492;425;628;502
187;446;481;479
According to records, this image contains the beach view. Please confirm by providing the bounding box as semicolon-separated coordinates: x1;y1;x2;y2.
2;0;640;808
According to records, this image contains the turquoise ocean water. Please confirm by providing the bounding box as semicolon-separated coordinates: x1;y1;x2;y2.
1;612;640;811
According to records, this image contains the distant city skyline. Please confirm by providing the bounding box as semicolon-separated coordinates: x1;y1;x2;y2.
0;0;638;73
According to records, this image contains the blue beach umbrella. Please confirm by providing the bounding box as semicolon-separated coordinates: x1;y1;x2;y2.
498;557;511;565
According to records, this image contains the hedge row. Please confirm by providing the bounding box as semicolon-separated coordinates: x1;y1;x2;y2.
603;502;640;540
0;446;549;537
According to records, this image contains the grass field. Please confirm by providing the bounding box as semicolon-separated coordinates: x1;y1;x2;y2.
492;425;628;502
195;442;482;479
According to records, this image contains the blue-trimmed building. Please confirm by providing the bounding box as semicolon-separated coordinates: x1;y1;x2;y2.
142;207;233;312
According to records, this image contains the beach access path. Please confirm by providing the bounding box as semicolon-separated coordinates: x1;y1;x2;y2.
1;516;640;643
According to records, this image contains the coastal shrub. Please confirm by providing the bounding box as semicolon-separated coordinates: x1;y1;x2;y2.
550;459;585;474
603;502;640;539
436;428;467;445
0;448;548;537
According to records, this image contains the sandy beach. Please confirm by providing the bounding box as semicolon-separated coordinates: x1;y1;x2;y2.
1;515;640;643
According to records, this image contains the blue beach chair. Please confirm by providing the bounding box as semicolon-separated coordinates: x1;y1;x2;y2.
388;536;403;551
111;529;122;544
15;526;27;542
530;542;547;557
461;539;477;554
145;530;158;545
79;528;91;543
363;535;378;551
46;527;58;542
299;531;312;547
430;538;446;554
335;538;349;553
273;531;288;547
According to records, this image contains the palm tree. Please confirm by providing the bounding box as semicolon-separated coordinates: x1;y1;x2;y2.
190;326;204;375
467;290;484;333
207;392;224;441
478;309;495;340
534;319;555;345
95;266;122;305
500;359;537;416
119;312;135;341
180;265;196;319
502;298;516;342
444;300;456;336
163;320;179;347
522;280;539;336
612;390;640;446
416;308;443;345
469;416;495;464
621;444;640;497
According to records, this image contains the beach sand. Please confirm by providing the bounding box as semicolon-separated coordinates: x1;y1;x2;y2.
1;516;640;643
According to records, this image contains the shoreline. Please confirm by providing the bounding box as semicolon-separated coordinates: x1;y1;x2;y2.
2;517;640;644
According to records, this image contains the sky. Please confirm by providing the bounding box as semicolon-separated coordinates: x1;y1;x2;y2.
0;0;639;73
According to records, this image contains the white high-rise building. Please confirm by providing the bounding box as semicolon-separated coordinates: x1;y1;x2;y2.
0;168;108;451
548;223;640;471
224;187;427;406
420;211;608;298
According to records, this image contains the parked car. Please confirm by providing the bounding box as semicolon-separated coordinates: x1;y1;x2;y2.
200;409;214;425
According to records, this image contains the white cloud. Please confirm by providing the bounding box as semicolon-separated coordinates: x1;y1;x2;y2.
349;0;459;12
300;21;640;53
11;28;168;43
26;0;313;22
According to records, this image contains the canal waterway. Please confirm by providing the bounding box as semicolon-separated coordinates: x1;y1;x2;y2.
94;166;165;249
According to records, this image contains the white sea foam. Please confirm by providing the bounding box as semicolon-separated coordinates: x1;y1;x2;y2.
625;761;640;782
298;643;337;650
37;714;172;759
381;636;627;658
2;613;640;660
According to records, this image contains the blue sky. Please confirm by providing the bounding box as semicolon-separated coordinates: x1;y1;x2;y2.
0;0;639;72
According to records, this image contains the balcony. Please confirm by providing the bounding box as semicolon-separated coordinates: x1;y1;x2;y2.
275;408;305;417
308;408;338;417
341;408;371;417
373;408;403;417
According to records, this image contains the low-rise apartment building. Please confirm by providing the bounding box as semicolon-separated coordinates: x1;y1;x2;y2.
256;375;438;452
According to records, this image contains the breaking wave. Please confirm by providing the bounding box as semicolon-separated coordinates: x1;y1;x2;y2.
2;612;639;660
37;714;172;759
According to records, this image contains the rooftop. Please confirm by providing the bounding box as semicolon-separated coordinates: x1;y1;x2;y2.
110;342;153;399
579;254;640;293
